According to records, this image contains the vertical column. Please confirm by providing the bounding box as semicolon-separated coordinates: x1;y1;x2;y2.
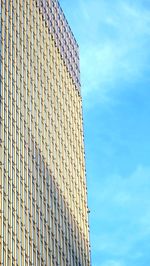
8;0;14;264
4;0;9;264
23;0;29;264
0;0;3;263
37;10;40;264
28;1;33;265
19;0;25;264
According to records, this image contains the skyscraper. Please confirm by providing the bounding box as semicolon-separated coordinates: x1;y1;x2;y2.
0;0;90;265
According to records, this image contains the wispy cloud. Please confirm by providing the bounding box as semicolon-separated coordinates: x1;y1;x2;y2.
76;0;150;104
100;260;125;266
89;165;150;264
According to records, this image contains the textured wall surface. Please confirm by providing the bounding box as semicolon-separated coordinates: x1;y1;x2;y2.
0;0;90;265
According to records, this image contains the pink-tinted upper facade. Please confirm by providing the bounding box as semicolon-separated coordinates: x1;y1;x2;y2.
36;0;81;91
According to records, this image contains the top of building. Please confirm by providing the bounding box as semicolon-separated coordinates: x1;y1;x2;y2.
36;0;81;91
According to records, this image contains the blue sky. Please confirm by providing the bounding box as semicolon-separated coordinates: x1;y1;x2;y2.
60;1;150;265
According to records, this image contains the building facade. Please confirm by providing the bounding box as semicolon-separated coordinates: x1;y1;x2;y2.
0;0;90;265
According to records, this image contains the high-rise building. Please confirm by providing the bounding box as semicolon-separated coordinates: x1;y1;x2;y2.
0;0;90;265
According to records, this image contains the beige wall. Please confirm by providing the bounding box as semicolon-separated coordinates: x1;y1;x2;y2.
0;0;90;265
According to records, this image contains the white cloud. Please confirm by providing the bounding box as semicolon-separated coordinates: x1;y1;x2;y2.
59;0;150;107
78;0;150;104
89;165;150;258
101;260;124;266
